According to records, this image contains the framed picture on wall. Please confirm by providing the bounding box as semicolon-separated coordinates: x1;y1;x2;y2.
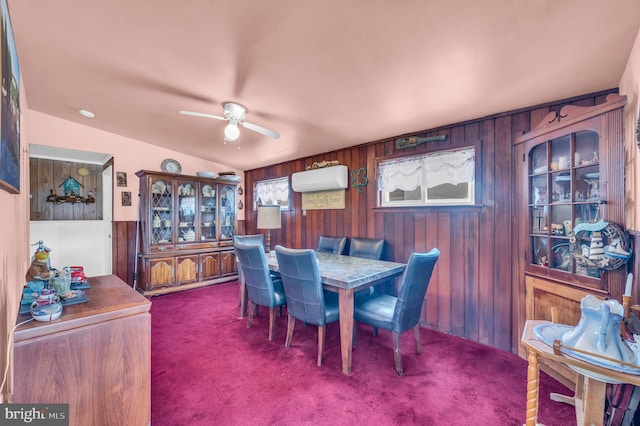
121;191;132;206
116;171;127;187
0;0;21;194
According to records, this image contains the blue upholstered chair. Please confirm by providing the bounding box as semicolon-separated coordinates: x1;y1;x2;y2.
316;236;347;255
234;235;281;318
234;242;286;341
348;237;385;260
234;234;267;318
354;248;440;376
348;237;387;296
274;245;340;366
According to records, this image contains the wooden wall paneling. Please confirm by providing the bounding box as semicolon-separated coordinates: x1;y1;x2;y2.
363;145;374;238
477;119;496;346
450;125;465;146
127;221;137;285
112;221;129;284
514;142;528;356
494;115;514;351
435;212;451;331
602;107;626;302
449;212;465;336
414;212;427;322
368;142;378;238
511;111;531;143
529;107;550;133
464;211;480;342
425;212;439;328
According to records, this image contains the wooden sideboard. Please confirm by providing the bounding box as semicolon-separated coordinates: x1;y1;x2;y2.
13;275;151;426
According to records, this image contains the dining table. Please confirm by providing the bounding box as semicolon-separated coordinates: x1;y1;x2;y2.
262;251;407;375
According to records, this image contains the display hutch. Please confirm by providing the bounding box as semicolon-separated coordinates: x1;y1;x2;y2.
514;94;627;386
136;170;239;296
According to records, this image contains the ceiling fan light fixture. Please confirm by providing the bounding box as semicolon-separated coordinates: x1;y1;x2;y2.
224;121;240;141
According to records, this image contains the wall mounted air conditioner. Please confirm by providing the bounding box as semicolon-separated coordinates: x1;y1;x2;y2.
291;165;349;193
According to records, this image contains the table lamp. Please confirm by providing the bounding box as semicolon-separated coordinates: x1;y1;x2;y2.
256;205;281;252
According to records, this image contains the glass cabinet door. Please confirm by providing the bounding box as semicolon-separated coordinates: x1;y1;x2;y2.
527;130;600;279
177;180;197;243
219;185;236;240
150;177;173;245
199;183;217;241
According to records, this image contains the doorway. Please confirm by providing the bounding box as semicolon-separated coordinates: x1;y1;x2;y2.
29;144;113;276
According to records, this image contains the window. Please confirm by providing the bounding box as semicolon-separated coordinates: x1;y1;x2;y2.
378;146;476;207
254;176;289;209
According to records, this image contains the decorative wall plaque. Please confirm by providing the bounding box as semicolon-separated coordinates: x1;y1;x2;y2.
301;190;345;210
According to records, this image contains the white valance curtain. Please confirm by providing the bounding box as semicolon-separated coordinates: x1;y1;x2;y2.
255;177;289;205
378;148;475;192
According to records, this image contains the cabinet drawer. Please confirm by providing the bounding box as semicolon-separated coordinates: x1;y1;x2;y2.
199;253;221;281
147;257;175;289
176;255;198;284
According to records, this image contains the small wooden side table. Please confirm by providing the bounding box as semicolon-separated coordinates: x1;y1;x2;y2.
521;320;640;426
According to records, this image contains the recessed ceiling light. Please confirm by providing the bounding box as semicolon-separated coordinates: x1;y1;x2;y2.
79;109;95;118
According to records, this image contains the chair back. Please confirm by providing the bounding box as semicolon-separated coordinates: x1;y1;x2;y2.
235;242;278;308
234;234;265;282
348;237;385;260
274;245;328;326
316;236;347;255
393;248;440;333
234;234;265;246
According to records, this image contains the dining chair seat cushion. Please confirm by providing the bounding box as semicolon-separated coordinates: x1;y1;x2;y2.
353;293;397;331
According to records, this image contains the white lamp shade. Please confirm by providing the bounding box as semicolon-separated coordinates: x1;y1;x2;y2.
256;205;281;229
224;122;240;141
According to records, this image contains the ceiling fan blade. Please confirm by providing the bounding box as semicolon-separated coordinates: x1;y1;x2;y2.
240;121;280;139
179;110;227;120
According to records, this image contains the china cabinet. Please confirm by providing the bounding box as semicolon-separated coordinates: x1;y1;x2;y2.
514;93;627;386
136;170;239;295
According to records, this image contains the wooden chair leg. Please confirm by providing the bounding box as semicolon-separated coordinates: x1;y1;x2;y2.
285;314;295;348
247;301;255;329
372;326;378;336
268;308;276;341
413;325;422;355
317;325;326;366
393;331;403;376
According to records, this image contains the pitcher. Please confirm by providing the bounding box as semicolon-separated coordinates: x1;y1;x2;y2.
561;294;633;367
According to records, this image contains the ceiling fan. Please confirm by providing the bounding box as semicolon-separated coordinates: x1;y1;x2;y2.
179;102;280;142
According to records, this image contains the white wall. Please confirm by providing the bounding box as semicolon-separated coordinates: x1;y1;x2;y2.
30;221;109;277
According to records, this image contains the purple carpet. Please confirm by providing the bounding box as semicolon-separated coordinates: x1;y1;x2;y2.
150;282;575;425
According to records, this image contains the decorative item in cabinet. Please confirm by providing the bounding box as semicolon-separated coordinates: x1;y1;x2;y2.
219;185;236;240
150;177;173;245
199;184;217;241
177;180;197;242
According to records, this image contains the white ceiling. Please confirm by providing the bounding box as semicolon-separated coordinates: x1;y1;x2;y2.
8;0;640;171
